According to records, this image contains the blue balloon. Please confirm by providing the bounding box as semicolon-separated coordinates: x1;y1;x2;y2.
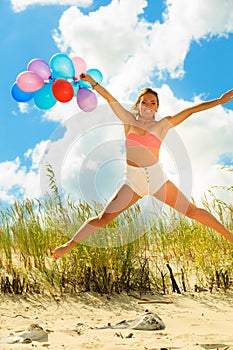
71;81;80;96
34;83;57;110
11;82;34;102
49;53;75;79
78;79;91;89
86;68;103;84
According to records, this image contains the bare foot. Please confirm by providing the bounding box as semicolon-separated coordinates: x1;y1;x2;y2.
225;231;233;245
52;240;77;260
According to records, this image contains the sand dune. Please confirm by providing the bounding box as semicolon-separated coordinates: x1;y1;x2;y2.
0;291;233;349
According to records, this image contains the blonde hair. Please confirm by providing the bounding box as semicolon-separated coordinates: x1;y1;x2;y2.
130;88;159;119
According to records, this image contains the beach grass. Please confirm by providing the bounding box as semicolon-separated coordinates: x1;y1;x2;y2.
0;165;232;297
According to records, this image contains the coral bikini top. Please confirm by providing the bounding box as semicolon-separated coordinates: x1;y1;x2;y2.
126;132;161;154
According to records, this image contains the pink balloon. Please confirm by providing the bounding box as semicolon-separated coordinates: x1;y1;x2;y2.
17;71;44;92
77;88;97;112
27;58;51;80
72;56;87;80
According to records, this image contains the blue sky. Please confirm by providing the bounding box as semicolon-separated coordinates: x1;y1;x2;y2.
0;0;233;206
0;1;64;161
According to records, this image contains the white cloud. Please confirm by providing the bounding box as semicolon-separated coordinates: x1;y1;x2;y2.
0;158;40;204
24;140;49;169
38;86;233;207
18;102;30;114
164;0;233;39
179;108;233;204
39;104;126;203
42;98;79;123
2;87;233;207
52;0;233;98
156;85;233;204
4;0;233;208
53;0;149;98
148;0;233;78
0;190;16;204
0;140;50;204
10;0;93;13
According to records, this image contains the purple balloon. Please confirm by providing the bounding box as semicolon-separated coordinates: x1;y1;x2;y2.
77;88;98;112
27;58;51;80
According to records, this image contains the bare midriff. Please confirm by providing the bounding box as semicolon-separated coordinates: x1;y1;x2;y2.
125;132;161;167
126;147;159;167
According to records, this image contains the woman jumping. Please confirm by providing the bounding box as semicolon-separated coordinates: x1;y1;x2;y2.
52;74;233;260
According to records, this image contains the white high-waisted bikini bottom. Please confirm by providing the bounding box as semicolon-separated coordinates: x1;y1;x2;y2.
123;162;168;197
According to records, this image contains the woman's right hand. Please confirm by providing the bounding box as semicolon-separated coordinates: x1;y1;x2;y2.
79;72;88;80
79;73;95;85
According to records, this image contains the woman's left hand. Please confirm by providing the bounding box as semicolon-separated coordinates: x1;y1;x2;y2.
220;89;233;104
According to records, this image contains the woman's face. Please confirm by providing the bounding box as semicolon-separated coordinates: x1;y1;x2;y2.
138;93;158;119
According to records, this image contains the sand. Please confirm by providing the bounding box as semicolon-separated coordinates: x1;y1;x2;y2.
0;290;233;350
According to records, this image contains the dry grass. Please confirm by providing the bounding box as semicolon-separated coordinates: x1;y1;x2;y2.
0;165;232;297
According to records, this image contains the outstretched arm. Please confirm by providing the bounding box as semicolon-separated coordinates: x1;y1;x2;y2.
167;89;233;127
80;73;136;125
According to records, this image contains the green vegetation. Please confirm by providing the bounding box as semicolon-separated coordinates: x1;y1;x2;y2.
0;165;232;297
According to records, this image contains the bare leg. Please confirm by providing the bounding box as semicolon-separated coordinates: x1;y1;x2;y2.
52;185;141;259
154;180;233;244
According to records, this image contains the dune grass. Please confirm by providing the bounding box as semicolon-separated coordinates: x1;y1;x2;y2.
0;165;232;297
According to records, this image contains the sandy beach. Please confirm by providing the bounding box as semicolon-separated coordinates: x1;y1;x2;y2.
0;291;233;350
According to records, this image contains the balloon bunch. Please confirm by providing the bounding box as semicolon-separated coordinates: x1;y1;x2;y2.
11;53;103;112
